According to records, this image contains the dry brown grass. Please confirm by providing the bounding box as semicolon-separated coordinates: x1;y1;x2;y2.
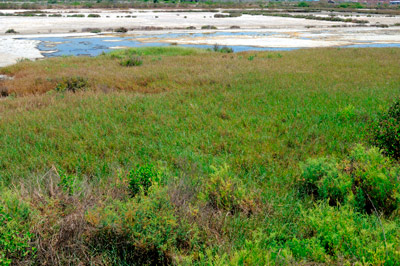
1;48;399;97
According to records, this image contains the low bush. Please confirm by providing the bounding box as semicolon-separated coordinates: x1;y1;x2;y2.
87;187;200;264
55;76;89;93
212;44;233;53
290;203;400;264
87;14;101;18
199;165;258;215
115;27;128;33
120;56;143;67
0;190;35;266
299;145;400;215
201;25;217;30
5;29;17;34
127;164;159;197
370;97;400;160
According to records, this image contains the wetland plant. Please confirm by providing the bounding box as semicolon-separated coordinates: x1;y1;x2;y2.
120;56;143;67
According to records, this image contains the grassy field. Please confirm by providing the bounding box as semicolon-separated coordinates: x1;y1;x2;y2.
0;47;399;265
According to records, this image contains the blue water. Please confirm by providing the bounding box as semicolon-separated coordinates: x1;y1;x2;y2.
30;32;297;57
26;31;400;58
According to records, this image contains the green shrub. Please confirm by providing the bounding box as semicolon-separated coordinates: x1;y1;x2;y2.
370;97;400;160
87;13;101;18
55;76;89;93
297;1;310;7
300;157;338;196
127;164;159;197
299;145;400;214
348;145;400;214
5;29;17;34
0;190;35;266
199;165;257;215
212;44;233;53
291;203;400;264
87;188;200;264
120;56;143;67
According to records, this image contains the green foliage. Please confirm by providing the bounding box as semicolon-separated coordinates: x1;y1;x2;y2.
120;56;143;67
58;169;78;195
55;76;89;92
212;44;233;53
87;187;199;265
199;165;256;215
127;164;159;197
0;190;34;266
297;1;310;7
370;97;400;160
300;145;400;214
291;203;400;264
339;2;364;8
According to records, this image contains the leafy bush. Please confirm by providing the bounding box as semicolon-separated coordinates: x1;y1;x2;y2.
55;76;89;93
87;188;200;264
120;56;143;67
199;165;257;215
127;164;159;197
370;97;400;160
290;203;400;264
299;145;400;215
0;190;35;266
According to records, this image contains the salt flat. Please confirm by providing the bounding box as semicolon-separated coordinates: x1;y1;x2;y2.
0;8;400;67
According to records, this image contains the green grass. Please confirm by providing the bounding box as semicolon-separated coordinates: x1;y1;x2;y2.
0;47;399;264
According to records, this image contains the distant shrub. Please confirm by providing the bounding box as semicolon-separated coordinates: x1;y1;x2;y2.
115;27;128;33
214;13;229;18
55;76;89;93
230;25;240;29
120;56;143;67
5;29;17;34
67;14;85;18
127;164;159;197
48;13;62;17
201;25;217;30
299;145;400;215
370;98;400;160
90;28;101;33
186;26;196;29
298;1;310;7
87;13;101;18
213;44;233;53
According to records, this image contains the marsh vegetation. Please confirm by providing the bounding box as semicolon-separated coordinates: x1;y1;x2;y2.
0;47;399;265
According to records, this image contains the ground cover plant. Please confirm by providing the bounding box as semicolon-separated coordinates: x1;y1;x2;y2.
0;47;400;265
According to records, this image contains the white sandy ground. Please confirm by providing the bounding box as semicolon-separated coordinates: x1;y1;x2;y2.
1;9;400;67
